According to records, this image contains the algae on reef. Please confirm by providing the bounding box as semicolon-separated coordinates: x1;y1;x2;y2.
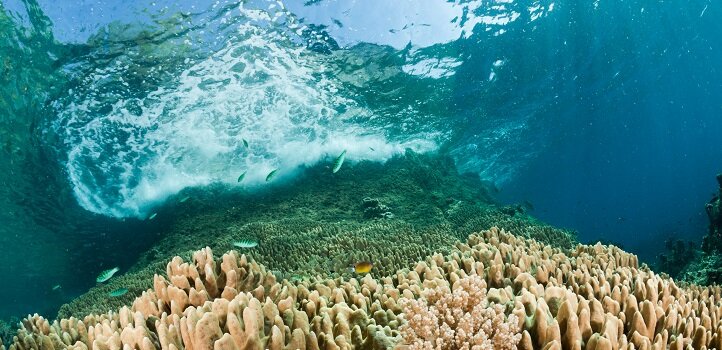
57;151;576;318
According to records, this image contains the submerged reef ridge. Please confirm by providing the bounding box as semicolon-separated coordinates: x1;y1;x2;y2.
6;227;722;349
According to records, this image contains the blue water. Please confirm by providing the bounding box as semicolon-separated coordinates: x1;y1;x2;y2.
1;0;721;319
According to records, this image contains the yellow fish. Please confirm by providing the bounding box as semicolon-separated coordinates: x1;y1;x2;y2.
349;261;373;274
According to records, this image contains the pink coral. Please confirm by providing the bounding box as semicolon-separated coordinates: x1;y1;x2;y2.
400;274;522;350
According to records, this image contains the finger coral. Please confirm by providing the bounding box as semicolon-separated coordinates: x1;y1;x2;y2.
7;226;722;350
9;247;403;350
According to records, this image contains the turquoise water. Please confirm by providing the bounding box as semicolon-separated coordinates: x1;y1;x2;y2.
1;0;721;321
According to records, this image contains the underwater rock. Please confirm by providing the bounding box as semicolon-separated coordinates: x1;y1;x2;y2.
677;174;722;285
656;238;697;278
361;197;394;219
703;173;722;251
9;227;722;350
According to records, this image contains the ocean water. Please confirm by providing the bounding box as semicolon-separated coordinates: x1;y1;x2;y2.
0;0;721;325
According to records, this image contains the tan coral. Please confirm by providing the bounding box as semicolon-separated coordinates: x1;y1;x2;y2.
8;247;400;350
8;227;722;350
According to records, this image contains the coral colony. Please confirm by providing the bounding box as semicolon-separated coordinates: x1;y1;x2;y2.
7;227;722;349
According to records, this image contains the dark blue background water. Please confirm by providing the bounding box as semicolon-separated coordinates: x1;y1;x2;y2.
498;1;722;260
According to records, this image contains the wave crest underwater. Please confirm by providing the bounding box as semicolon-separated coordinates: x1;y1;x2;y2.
50;1;443;218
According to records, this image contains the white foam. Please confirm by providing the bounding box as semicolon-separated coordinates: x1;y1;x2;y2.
53;3;438;218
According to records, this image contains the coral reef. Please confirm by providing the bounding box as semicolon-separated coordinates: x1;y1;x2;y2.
57;152;576;319
56;220;466;318
8;227;722;350
10;247;403;350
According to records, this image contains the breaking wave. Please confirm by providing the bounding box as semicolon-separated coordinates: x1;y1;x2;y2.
50;2;442;217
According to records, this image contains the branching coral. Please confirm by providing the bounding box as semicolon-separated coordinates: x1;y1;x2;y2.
400;275;521;349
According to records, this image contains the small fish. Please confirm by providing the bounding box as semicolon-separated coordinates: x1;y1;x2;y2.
148;213;157;220
233;239;258;248
369;147;375;151
109;288;128;297
332;150;347;173
266;169;278;182
51;284;61;291
97;267;120;283
179;196;190;203
348;261;373;274
242;139;249;148
237;170;247;183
